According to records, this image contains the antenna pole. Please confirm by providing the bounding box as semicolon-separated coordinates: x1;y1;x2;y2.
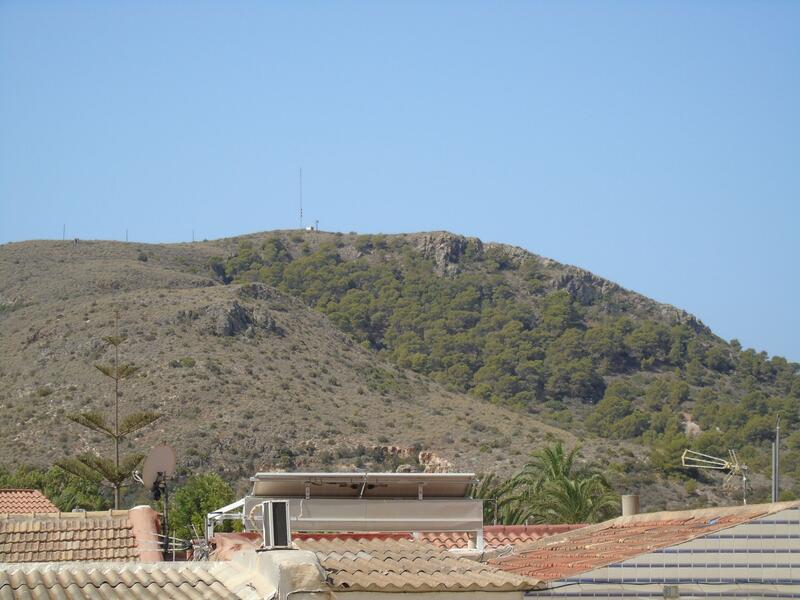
743;468;748;505
162;473;170;560
772;415;781;502
299;167;303;229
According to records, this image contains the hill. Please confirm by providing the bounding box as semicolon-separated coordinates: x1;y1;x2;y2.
1;231;797;506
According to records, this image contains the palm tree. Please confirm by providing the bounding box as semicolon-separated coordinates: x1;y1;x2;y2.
470;473;531;525
471;473;503;525
526;473;618;523
501;441;618;524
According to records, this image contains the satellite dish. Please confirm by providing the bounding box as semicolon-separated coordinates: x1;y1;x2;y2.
142;444;176;488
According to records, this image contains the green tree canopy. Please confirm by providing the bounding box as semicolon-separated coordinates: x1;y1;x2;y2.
0;465;108;511
473;442;619;525
171;473;236;540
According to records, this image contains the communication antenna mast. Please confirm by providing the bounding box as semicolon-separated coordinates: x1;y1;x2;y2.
299;167;303;229
681;449;749;504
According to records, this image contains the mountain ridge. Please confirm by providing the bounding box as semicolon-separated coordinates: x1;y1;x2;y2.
1;230;797;506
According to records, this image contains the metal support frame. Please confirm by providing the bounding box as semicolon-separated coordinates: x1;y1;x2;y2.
207;472;485;551
205;498;245;540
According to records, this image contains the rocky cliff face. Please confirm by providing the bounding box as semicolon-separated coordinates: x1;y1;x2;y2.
411;231;711;333
180;284;285;338
416;232;482;276
554;269;620;305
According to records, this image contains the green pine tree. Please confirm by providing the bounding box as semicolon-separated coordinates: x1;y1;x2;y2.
57;312;160;509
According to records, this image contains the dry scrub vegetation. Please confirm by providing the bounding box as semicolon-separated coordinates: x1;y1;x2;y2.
2;232;780;508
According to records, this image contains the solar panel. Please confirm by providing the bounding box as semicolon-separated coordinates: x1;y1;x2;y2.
250;472;477;499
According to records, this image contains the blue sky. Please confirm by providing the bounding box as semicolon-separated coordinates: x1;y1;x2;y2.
1;1;798;360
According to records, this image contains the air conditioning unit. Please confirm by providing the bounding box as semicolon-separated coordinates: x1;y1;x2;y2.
259;500;292;549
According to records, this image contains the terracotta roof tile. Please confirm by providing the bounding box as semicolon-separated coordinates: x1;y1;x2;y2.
0;490;58;514
0;561;251;599
422;524;584;550
490;500;800;582
294;536;543;592
0;508;161;563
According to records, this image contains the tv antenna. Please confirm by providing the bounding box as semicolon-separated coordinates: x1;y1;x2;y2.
142;444;177;556
681;448;749;504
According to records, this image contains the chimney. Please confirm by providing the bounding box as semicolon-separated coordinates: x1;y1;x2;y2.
621;494;640;517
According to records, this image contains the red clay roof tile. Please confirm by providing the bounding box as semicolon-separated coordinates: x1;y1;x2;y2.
422;524;584;550
0;506;162;563
490;501;800;582
0;489;58;514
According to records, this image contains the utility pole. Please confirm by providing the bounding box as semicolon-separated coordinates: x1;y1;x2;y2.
772;415;781;502
62;224;66;241
125;229;128;242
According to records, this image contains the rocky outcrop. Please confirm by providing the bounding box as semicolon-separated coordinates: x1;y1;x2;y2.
210;261;232;284
551;266;711;333
338;246;365;261
554;269;620;305
381;446;455;473
416;232;482;276
238;282;280;302
207;300;282;337
208;301;251;336
627;295;711;334
683;412;702;437
658;306;710;334
418;450;455;473
484;243;530;269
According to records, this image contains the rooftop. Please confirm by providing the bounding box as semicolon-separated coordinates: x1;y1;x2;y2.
0;507;162;563
211;532;543;593
490;500;800;581
0;560;259;599
211;526;585;558
294;536;542;592
0;490;58;515
422;524;584;550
